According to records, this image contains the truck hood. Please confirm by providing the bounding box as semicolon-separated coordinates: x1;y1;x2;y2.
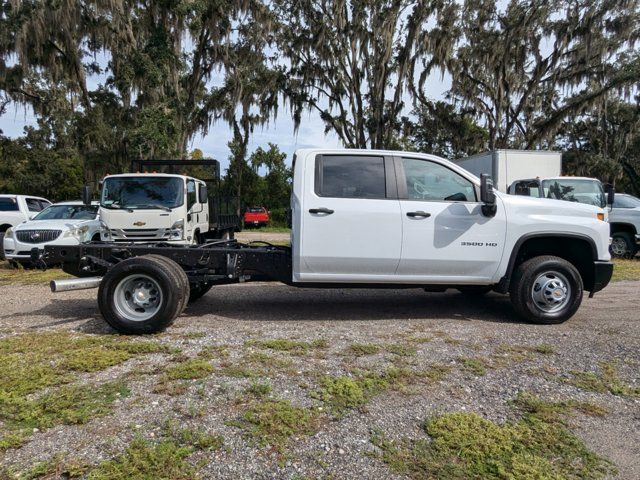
497;191;604;218
13;218;95;231
99;207;181;229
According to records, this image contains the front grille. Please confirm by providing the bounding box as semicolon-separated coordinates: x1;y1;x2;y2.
109;228;171;242
16;230;61;244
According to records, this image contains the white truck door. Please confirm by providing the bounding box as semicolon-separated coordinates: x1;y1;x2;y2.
298;153;402;281
396;156;506;282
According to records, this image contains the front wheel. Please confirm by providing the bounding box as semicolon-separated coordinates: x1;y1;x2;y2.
98;256;190;334
610;232;637;258
510;255;583;324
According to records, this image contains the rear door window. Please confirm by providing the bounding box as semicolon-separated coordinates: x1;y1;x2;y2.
316;155;386;198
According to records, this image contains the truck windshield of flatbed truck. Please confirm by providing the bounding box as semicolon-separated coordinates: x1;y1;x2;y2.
541;179;605;208
101;177;184;210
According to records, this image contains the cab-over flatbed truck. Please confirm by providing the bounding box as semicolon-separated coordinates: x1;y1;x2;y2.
41;149;614;334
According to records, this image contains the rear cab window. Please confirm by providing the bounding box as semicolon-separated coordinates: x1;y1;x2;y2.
315;155;387;198
0;197;19;211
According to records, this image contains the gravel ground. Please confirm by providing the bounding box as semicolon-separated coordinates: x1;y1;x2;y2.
0;279;639;478
235;231;290;243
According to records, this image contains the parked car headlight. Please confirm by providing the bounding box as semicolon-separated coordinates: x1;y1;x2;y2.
64;225;90;239
100;221;111;239
4;227;13;239
170;220;184;239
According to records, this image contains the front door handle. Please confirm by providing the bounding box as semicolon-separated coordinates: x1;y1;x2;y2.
309;208;334;215
406;211;431;218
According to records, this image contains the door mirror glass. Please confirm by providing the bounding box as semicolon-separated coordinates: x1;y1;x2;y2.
605;184;615;207
198;184;208;203
480;174;497;217
82;185;92;205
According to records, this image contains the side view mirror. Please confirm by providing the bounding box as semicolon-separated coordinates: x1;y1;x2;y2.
605;184;615;207
198;184;208;204
82;185;92;206
480;174;497;217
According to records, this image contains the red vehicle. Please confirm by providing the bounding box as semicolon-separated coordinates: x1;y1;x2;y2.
243;206;270;227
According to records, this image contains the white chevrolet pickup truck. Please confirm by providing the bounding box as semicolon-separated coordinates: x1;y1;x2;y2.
42;149;613;334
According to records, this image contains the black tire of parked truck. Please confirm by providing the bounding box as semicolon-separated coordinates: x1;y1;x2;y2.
610;232;637;258
98;255;190;334
509;255;583;324
0;232;4;261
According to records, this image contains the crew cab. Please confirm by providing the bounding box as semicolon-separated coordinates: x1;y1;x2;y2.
243;207;270;227
42;149;613;334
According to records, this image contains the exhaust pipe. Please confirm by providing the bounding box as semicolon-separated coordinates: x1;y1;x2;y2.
50;277;102;293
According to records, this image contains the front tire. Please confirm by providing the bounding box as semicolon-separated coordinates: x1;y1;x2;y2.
510;255;583;324
98;256;189;334
610;232;637;258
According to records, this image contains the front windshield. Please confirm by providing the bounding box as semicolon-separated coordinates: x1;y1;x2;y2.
541;179;606;208
33;205;98;220
101;177;184;210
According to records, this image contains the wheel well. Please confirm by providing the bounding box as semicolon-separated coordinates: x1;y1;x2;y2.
0;224;12;233
504;236;596;292
610;223;636;235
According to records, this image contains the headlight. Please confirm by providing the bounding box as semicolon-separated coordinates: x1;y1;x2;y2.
170;220;184;239
100;221;111;239
64;225;90;238
4;227;13;239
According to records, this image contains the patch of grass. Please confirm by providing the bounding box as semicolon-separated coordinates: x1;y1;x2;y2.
372;393;614;480
164;420;224;451
422;364;452;383
246;381;272;398
407;336;433;344
457;357;489;376
6;456;89;480
568;361;640;397
245;338;327;355
197;345;230;359
163;359;214;381
0;332;169;396
0;381;129;450
385;343;417;357
345;343;381;356
233;400;317;453
611;258;640;282
153;359;214;396
314;367;419;413
87;437;197;479
0;261;71;286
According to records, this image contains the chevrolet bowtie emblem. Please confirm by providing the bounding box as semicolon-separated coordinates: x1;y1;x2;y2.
133;221;146;226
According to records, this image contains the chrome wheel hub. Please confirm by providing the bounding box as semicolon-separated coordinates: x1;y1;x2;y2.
531;271;570;313
114;274;163;321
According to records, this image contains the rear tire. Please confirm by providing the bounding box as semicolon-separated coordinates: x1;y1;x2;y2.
610;232;637;258
98;255;189;334
510;255;583;324
0;232;5;261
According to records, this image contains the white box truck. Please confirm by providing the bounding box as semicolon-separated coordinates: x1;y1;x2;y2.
454;150;561;193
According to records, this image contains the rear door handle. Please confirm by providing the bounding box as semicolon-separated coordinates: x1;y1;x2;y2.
406;211;431;218
309;208;334;214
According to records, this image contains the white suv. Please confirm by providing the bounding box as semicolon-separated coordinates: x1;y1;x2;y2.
3;202;101;264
